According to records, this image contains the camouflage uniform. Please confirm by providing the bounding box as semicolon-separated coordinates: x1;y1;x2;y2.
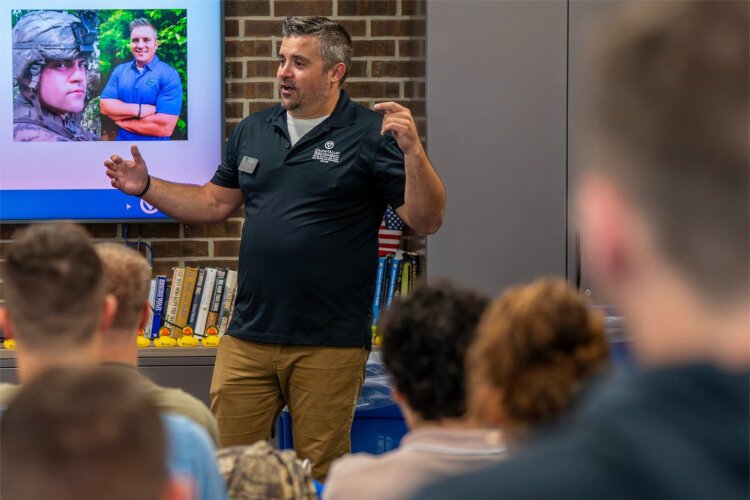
216;441;318;500
12;10;99;142
14;94;97;142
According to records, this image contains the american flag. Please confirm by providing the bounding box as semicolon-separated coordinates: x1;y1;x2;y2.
378;206;404;256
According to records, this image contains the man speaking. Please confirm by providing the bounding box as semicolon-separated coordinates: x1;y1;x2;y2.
100;18;182;140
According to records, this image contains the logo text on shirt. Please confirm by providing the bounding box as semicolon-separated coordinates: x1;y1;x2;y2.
312;141;340;163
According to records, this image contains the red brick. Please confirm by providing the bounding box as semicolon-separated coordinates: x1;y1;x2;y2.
406;80;425;98
352;40;395;57
402;0;426;16
226;81;275;99
338;0;397;16
246;60;279;78
371;60;425;78
398;39;425;57
225;40;273;58
80;224;118;238
338;20;367;37
151;241;209;258
275;1;333;17
244;20;281;37
183;221;244;239
225;121;239;140
152;260;180;277
225;19;240;37
348;60;368;78
214;240;242;257
225;0;270;16
371;20;425;37
123;223;181;239
247;101;277;114
353;99;372;109
225;101;244;119
415;117;426;138
225;61;243;79
345;81;400;99
375;99;425;117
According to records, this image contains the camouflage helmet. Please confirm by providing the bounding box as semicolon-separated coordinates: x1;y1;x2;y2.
12;10;96;88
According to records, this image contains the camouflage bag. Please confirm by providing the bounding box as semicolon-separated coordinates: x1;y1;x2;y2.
216;441;318;500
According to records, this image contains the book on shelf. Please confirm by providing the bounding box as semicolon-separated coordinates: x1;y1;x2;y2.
187;268;207;330
379;254;392;312
218;293;236;337
172;267;199;337
144;278;157;338
150;275;168;339
385;250;403;308
205;268;228;332
194;267;217;337
163;267;184;337
371;255;388;329
217;269;237;337
400;260;411;297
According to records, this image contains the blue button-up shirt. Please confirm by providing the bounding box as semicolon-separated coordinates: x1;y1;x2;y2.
101;54;183;141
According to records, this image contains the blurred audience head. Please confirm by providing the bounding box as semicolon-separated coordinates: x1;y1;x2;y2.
0;366;178;500
381;280;488;425
581;1;748;305
468;277;609;446
95;242;152;335
1;224;114;379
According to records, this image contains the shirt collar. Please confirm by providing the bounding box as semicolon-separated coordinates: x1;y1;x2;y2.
131;54;160;72
267;89;356;129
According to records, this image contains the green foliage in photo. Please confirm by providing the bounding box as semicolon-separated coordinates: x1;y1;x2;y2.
98;9;188;140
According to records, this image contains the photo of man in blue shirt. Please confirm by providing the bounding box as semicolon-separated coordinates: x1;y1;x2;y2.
100;17;183;141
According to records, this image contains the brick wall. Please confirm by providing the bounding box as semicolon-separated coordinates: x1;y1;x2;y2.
0;0;426;295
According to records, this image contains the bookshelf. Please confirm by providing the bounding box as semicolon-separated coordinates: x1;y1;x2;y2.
0;347;217;407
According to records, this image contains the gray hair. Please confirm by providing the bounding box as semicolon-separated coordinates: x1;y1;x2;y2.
129;18;157;38
281;16;352;84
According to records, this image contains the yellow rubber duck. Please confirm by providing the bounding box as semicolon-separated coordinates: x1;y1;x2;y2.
136;328;151;348
201;326;221;347
3;338;17;350
371;326;382;346
177;326;199;347
153;327;177;348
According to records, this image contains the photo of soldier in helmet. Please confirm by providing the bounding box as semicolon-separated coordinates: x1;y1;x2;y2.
12;10;100;142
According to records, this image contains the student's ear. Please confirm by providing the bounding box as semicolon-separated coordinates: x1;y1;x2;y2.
100;294;118;333
576;172;634;290
470;383;505;427
391;387;406;407
138;302;151;330
329;62;346;85
0;307;13;340
161;477;193;500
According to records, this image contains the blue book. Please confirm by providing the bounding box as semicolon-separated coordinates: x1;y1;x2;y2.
150;275;168;339
385;251;403;308
371;256;388;329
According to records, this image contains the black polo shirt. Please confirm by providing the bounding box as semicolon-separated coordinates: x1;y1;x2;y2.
211;90;405;348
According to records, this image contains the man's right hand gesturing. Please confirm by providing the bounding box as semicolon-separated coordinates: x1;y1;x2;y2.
104;144;150;196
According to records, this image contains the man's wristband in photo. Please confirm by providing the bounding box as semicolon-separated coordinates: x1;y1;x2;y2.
137;103;142;119
136;175;151;198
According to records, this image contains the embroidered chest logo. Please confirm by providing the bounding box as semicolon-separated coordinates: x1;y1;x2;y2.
312;140;340;164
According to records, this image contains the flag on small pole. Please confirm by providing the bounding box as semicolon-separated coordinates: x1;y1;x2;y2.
378;206;404;256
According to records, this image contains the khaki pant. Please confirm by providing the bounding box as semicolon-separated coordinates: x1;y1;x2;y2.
210;336;368;481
